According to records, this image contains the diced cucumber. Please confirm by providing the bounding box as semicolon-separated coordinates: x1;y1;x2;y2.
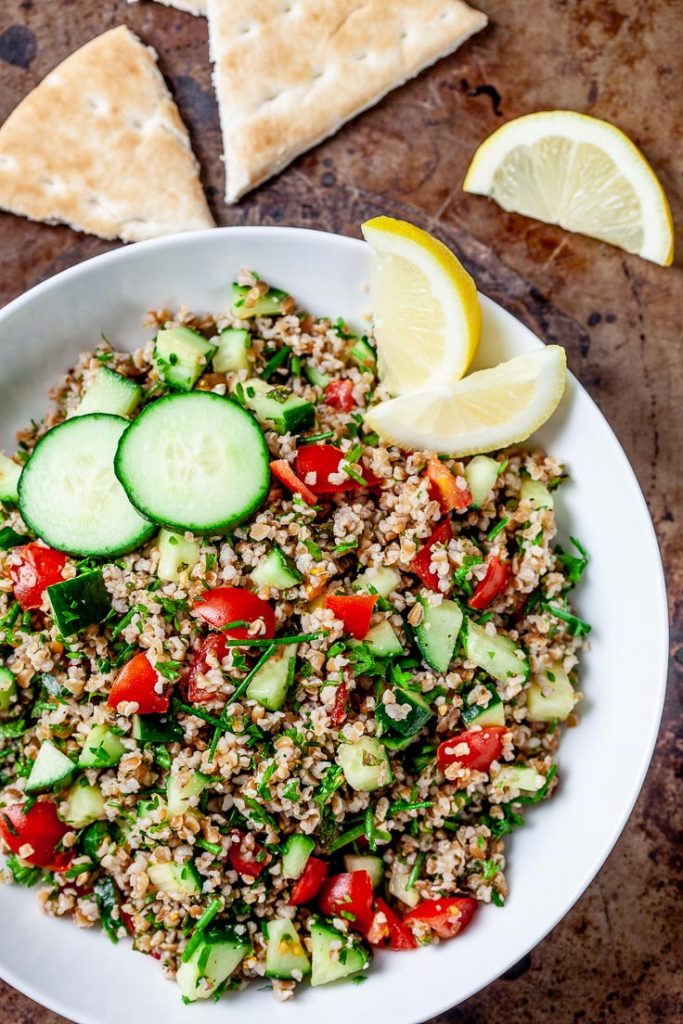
246;644;297;711
281;834;314;880
519;479;554;510
25;739;75;794
303;363;331;388
231;283;289;319
413;597;463;673
132;713;184;744
62;779;106;828
0;526;27;550
461;684;505;727
148;859;202;896
114;392;270;534
176;927;250;1002
376;686;432;739
265;918;311;980
381;733;418;752
153;326;217;392
349;336;376;371
387;860;420;908
74;367;142;418
353;620;403;658
465;455;500;509
344;854;384;889
212;327;250;374
0;452;21;504
527;663;576;722
251;545;302;590
465;619;530;684
47;570;111;636
492;764;545;795
78;724;126;769
353;566;401;600
157;529;200;583
310;920;370;986
0;668;17;713
18;415;156;557
167;771;211;817
337;736;392;792
238;378;315;435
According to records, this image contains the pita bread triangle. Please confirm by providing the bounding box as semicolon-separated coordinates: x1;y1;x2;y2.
207;0;487;204
0;26;214;242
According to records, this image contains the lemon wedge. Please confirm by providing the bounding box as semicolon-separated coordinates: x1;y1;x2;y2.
361;216;481;395
364;346;567;456
463;111;674;266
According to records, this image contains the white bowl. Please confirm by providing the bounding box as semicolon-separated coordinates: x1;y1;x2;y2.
0;227;668;1024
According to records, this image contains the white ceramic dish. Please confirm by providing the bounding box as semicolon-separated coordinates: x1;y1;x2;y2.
0;227;668;1024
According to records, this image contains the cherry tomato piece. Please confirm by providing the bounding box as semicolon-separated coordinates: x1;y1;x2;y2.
436;726;509;772
425;456;471;513
404;897;478;940
270;459;318;507
0;801;73;871
108;652;168;714
324;379;356;412
187;633;229;703
317;870;374;932
10;543;67;610
366;897;417;950
194;587;275;638
469;557;511;610
409;519;453;592
229;828;270;879
289;857;329;906
330;679;348;727
295;445;378;496
325;593;378;640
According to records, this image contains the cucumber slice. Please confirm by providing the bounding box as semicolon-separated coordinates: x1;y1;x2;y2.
251;545;303;590
18;415;156;557
74;367;142;418
414;597;463;673
387;860;420;908
47;570;111;636
354;566;401;600
0;452;21;504
461;684;505;727
238;378;315;435
157;529;200;583
153;326;217;392
25;739;75;794
376;686;432;739
246;644;297;711
337;736;392;792
132;712;184;744
303;363;331;388
115;393;269;534
212;327;251;374
519;479;554;509
0;668;17;713
148;859;202;896
62;779;106;828
78;723;126;769
354;620;403;657
465;455;500;509
177;927;250;1002
167;771;210;817
492;764;545;796
349;336;376;371
465;619;530;684
527;663;576;722
310;921;370;986
281;834;314;880
344;854;384;889
231;283;289;319
265;918;311;979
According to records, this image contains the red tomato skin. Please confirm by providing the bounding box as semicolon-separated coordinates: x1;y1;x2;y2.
317;870;374;933
330;680;348;726
366;897;417;950
325;379;356;412
409;519;453;592
436;726;509;772
108;652;169;714
270;459;318;506
324;594;378;640
120;908;136;937
425;457;472;513
229;829;269;879
404;897;478;940
195;587;276;638
469;557;511;610
0;801;73;871
10;544;67;610
289;857;329;906
187;634;229;703
295;445;378;495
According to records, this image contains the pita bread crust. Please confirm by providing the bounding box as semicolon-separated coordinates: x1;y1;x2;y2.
207;0;487;204
128;0;207;15
0;26;213;242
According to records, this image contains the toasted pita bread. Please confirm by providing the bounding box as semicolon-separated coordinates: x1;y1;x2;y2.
128;0;207;15
207;0;487;204
0;26;213;242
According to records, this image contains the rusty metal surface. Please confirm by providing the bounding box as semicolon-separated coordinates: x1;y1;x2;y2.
0;0;681;1021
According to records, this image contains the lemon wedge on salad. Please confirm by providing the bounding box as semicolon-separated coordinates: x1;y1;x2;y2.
364;346;567;457
361;216;481;396
463;110;674;266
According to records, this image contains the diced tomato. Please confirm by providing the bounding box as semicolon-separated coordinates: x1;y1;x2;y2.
187;633;229;703
425;456;471;513
229;828;270;879
324;379;356;412
317;870;374;932
330;680;348;727
270;459;318;507
409;518;452;592
120;908;136;937
325;593;377;640
295;445;378;496
108;652;168;714
403;897;478;941
366;897;417;950
194;587;275;639
9;543;67;611
469;556;511;610
0;801;73;871
436;726;509;772
289;856;329;906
